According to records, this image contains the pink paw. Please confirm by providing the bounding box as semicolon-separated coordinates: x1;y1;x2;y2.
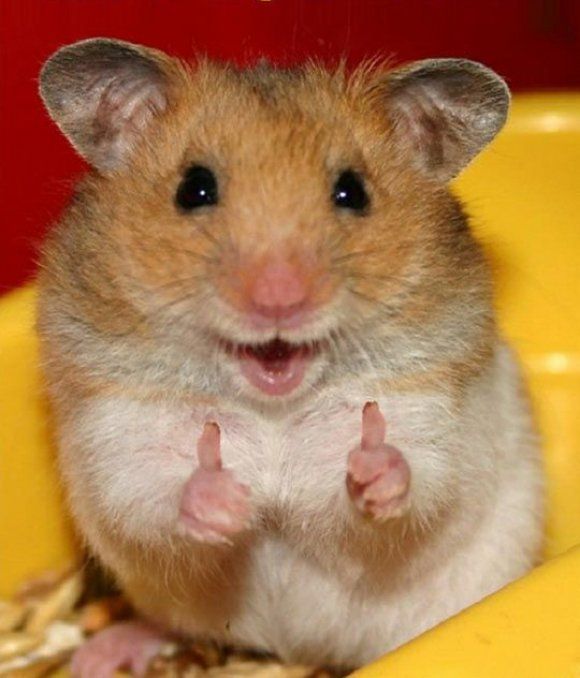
346;402;411;520
70;621;164;678
179;422;252;544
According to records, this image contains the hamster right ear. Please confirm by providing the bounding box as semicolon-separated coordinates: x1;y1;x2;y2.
39;38;174;173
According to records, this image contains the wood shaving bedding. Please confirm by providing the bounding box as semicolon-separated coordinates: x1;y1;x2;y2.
0;568;342;677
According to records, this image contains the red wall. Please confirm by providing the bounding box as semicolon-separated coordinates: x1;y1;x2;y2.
1;0;579;292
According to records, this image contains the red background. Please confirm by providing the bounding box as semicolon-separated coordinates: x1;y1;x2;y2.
1;0;579;293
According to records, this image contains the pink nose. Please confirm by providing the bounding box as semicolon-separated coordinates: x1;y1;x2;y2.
250;258;308;319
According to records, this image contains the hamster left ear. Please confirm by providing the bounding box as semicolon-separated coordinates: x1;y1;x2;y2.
39;38;174;173
385;59;510;181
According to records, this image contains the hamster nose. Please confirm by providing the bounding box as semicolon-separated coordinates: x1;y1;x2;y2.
250;257;309;323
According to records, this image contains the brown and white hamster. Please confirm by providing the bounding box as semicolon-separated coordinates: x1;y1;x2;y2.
37;38;544;675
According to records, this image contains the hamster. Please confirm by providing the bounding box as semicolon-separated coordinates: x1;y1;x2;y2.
36;38;544;676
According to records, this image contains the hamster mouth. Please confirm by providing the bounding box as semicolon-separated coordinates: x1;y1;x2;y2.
228;338;317;396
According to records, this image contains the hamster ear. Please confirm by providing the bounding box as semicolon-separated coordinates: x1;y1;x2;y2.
385;59;509;181
39;38;173;173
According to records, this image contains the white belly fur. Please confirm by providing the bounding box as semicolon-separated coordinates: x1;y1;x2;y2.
56;342;543;667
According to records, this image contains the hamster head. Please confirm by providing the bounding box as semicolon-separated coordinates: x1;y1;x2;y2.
39;39;508;403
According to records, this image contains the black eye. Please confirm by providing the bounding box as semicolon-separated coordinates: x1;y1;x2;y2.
332;170;369;212
175;165;218;211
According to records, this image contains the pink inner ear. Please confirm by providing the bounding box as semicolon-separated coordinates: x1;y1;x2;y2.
391;84;464;176
91;72;168;171
387;60;508;181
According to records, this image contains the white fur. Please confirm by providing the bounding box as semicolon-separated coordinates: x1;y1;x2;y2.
55;341;543;668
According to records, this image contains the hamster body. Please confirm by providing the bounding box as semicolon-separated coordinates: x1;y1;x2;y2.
37;39;543;673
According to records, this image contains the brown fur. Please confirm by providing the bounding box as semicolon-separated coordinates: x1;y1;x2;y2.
38;54;495;411
35;43;545;671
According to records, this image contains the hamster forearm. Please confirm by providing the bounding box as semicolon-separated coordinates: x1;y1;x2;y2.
55;373;481;551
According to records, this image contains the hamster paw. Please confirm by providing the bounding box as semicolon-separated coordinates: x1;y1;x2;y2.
179;422;252;544
70;620;164;678
346;401;411;520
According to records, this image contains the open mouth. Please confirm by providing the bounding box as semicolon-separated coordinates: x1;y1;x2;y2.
228;338;317;396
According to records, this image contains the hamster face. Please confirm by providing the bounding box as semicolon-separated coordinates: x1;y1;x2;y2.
40;45;507;403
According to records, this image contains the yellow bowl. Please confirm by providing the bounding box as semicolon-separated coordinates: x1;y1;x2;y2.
1;93;579;676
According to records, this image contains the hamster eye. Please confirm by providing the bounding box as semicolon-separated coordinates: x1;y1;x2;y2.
175;165;218;211
332;170;369;212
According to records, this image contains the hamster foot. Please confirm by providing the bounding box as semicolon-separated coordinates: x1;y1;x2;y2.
179;422;252;544
346;401;411;520
70;620;165;678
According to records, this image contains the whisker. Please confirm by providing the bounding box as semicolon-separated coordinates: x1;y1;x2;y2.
344;326;379;374
346;285;397;317
111;290;205;340
324;230;348;258
144;275;210;294
171;248;218;266
331;248;384;265
195;223;223;251
347;272;402;284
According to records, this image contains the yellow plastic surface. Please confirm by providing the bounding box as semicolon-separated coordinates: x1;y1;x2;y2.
0;286;76;596
356;93;580;677
352;545;580;678
1;93;579;674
